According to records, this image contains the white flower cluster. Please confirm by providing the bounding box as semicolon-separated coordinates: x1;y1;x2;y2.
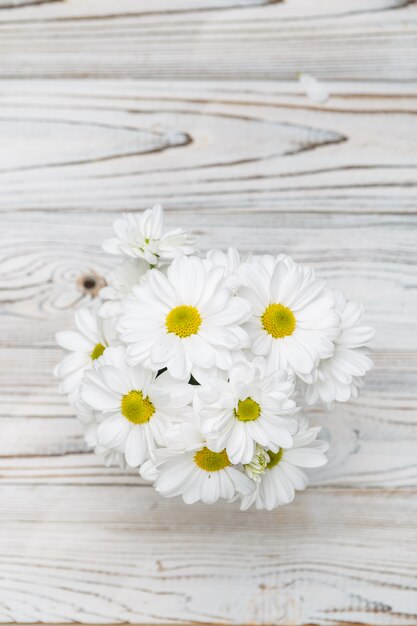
55;205;374;511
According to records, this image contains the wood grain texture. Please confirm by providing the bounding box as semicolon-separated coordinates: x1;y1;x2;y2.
1;0;417;624
1;212;416;349
1;81;417;212
1;487;417;625
0;0;416;80
1;211;416;623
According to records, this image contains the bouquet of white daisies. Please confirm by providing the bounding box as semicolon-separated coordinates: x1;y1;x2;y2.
55;205;374;511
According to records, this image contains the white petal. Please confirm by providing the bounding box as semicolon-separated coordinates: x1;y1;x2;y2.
299;74;329;103
269;466;295;504
148;269;177;308
125;426;147;467
102;237;123;255
98;415;130;448
209;297;251;326
56;331;93;353
184;335;216;369
285;336;316;374
54;352;89;379
285;447;328;468
167;345;190;380
227;467;255;496
60;368;85;395
200;473;221;504
75;308;100;343
99;365;130;396
140;459;159;482
81;384;120;411
281;462;308;491
151;333;180;364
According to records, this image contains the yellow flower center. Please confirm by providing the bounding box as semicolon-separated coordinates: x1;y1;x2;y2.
121;390;155;425
91;343;106;360
194;447;230;472
267;448;284;469
166;305;202;338
261;303;296;339
235;397;261;422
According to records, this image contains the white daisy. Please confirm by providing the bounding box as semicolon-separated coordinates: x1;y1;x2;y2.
197;359;298;465
99;258;149;319
243;444;271;483
54;307;118;403
140;414;255;505
80;345;194;468
304;291;375;405
118;254;252;381
240;416;329;511
102;205;195;265
238;255;339;381
73;397;126;469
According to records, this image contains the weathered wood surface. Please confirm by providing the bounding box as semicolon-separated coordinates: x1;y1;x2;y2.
1;488;417;625
0;0;416;81
1;0;417;624
1;81;417;212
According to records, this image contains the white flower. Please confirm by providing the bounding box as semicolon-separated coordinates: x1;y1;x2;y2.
73;396;95;430
197;359;298;464
240;416;329;511
73;397;126;469
102;205;195;264
238;255;339;381
80;346;193;468
54;307;118;403
140;414;255;505
99;258;149;319
118;254;252;381
304;292;375;405
244;444;270;483
52;206;379;511
299;74;329;103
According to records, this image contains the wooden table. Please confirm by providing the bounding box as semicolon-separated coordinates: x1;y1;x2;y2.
1;1;416;624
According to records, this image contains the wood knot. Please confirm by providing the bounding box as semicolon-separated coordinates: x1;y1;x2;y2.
77;272;106;297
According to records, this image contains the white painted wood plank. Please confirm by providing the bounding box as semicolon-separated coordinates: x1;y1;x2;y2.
0;0;276;18
1;346;416;489
2;348;415;420
0;206;414;622
0;212;416;492
1;377;417;487
0;0;415;621
0;81;416;212
0;212;415;351
0;1;415;81
0;125;416;622
0;0;411;22
1;486;416;624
